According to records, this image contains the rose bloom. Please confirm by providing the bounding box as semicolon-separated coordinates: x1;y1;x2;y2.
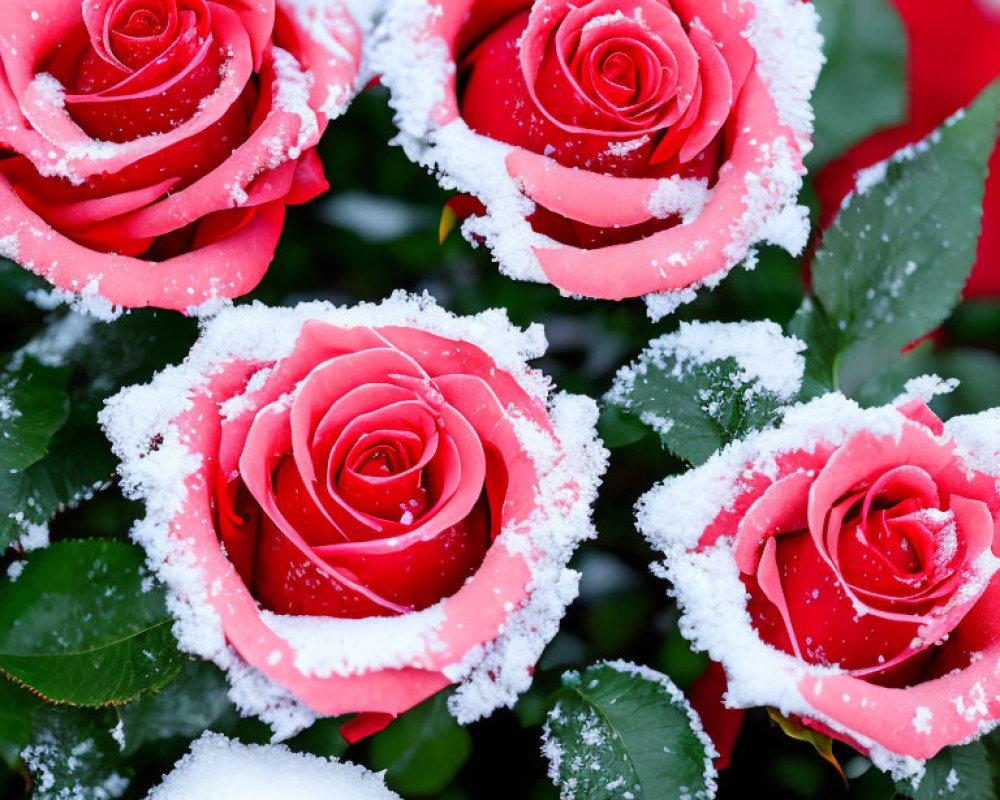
102;296;605;738
376;0;821;307
0;0;363;313
638;393;1000;772
815;0;1000;296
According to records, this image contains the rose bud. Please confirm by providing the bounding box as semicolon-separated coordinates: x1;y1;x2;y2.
101;293;607;738
374;0;822;315
637;388;1000;781
0;0;367;315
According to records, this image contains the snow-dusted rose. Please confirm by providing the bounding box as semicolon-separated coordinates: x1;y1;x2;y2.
0;0;365;314
638;391;1000;776
101;294;606;738
374;0;821;314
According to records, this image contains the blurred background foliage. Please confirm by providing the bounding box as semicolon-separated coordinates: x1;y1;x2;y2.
2;0;1000;797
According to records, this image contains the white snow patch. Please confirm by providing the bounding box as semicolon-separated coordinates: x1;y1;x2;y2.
144;732;400;800
912;706;933;735
898;375;960;406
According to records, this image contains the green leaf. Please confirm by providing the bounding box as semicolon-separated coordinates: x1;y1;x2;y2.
793;80;1000;397
61;309;198;405
767;708;846;786
543;662;715;800
0;355;69;473
894;740;996;800
0;540;184;706
787;296;844;396
0;258;47;321
597;404;649;449
118;660;236;756
607;324;803;466
0;678;41;767
0;409;116;550
808;0;907;169
23;706;130;800
0;309;194;550
286;717;351;761
369;692;472;795
856;345;1000;418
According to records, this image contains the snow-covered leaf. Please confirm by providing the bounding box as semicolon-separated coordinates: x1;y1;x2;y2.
894;740;996;800
0;540;183;706
23;706;130;800
0;411;115;550
607;321;805;466
0;355;69;473
369;692;472;796
808;0;907;168
542;662;716;800
792;79;1000;395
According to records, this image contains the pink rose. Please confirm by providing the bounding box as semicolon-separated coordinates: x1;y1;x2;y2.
638;393;1000;772
0;0;364;313
102;295;606;737
375;0;821;310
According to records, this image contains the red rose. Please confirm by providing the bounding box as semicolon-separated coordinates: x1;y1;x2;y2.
102;295;606;737
639;392;1000;773
815;0;1000;296
375;0;821;310
0;0;364;313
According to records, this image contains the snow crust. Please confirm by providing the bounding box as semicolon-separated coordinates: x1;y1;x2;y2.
144;732;400;800
101;292;607;736
636;390;1000;784
372;0;821;318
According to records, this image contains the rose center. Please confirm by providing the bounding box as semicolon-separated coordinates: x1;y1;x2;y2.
353;443;407;478
868;513;923;575
600;52;638;92
121;8;166;37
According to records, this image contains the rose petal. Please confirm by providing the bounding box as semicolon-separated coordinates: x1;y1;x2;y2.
0;179;284;309
734;468;813;574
